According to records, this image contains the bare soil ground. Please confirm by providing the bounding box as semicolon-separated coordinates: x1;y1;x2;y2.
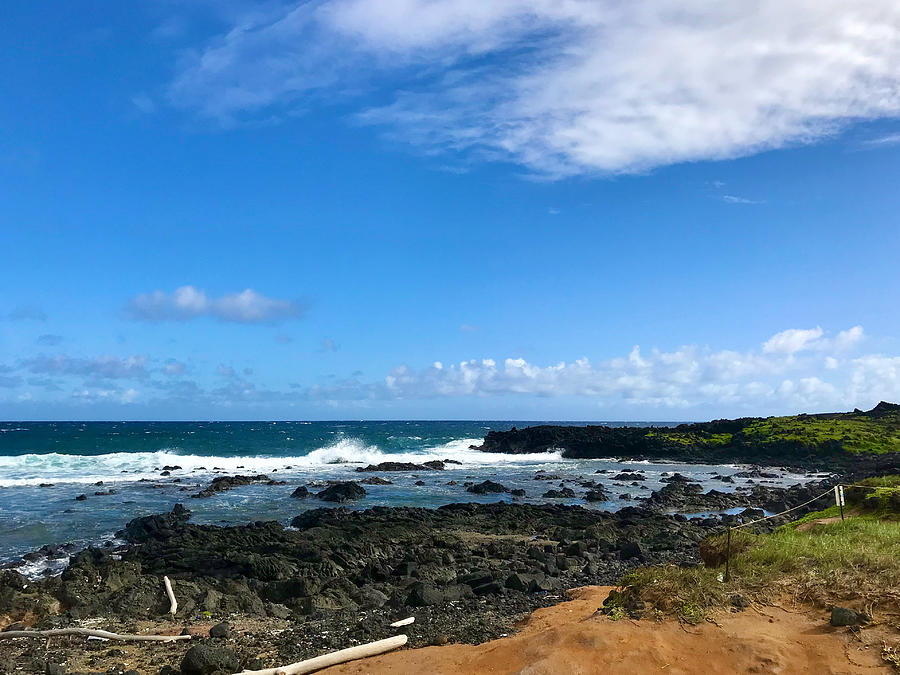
324;586;895;675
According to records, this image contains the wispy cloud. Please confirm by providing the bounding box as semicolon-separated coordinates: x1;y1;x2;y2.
862;132;900;147
35;334;63;346
721;195;763;205
169;0;900;176
126;285;306;324
319;338;338;352
8;305;46;321
23;355;148;379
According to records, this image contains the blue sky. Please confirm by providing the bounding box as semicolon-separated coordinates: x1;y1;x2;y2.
2;0;900;420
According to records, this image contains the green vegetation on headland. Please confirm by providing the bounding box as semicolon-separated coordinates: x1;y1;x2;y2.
477;401;900;468
603;475;900;626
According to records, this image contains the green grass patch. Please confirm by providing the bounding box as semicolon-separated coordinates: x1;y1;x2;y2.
740;415;900;453
606;504;900;624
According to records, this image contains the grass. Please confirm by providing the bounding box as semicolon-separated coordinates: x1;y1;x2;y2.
606;486;900;625
644;405;900;454
740;416;900;453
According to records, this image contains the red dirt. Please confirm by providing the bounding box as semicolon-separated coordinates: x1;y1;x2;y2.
323;586;891;674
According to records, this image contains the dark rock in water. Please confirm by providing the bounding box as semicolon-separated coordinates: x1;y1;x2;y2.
192;474;273;498
355;461;444;472
160;471;171;476
208;621;230;638
613;472;645;481
445;480;458;486
660;473;696;483
75;494;87;501
831;606;868;626
584;489;608;502
414;480;426;486
542;488;575;499
317;482;366;502
39;483;54;488
466;480;509;494
406;582;443;607
290;486;310;499
122;504;191;542
180;645;240;675
534;473;562;481
619;493;632;500
162;465;182;472
739;507;765;520
360;476;393;485
510;489;527;497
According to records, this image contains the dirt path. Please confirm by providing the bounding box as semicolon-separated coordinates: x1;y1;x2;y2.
323;586;891;675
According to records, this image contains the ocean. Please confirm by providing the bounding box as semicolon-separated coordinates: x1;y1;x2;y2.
0;421;813;574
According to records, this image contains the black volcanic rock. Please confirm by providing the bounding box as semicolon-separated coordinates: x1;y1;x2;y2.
355;461;444;472
317;481;366;502
192;474;273;498
466;480;509;494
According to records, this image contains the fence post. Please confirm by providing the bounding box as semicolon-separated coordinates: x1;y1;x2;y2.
839;485;845;522
724;527;732;582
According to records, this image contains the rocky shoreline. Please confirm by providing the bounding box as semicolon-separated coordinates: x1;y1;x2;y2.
0;471;844;674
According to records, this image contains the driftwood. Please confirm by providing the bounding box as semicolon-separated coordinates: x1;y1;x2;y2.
389;617;415;627
0;628;190;642
235;634;408;675
163;575;177;615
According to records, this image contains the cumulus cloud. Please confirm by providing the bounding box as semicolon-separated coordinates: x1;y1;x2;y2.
169;0;900;175
762;327;824;354
294;325;895;412
127;285;305;324
23;355;148;379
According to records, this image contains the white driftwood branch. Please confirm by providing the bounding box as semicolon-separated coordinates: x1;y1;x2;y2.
0;628;190;643
163;575;177;615
389;617;414;627
235;634;408;675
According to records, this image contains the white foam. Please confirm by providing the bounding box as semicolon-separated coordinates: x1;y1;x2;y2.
0;436;564;487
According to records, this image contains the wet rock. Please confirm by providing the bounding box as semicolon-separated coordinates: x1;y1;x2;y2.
660;473;696;483
180;645;240;675
75;494;87;501
414;480;426;486
613;472;645;481
542;488;576;499
355;461;444;472
290;486;310;499
466;480;509;494
584;489;608;502
192;475;273;498
317;482;366;502
510;489;527;497
359;477;393;485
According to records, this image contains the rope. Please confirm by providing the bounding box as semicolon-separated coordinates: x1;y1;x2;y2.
730;482;891;530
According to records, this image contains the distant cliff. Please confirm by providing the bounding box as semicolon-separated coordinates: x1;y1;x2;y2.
474;402;900;470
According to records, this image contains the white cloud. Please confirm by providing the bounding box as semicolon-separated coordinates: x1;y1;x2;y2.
862;132;900;147
296;324;895;412
169;0;900;175
24;355;148;379
721;195;762;205
163;360;186;376
762;327;824;354
127;285;305;323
